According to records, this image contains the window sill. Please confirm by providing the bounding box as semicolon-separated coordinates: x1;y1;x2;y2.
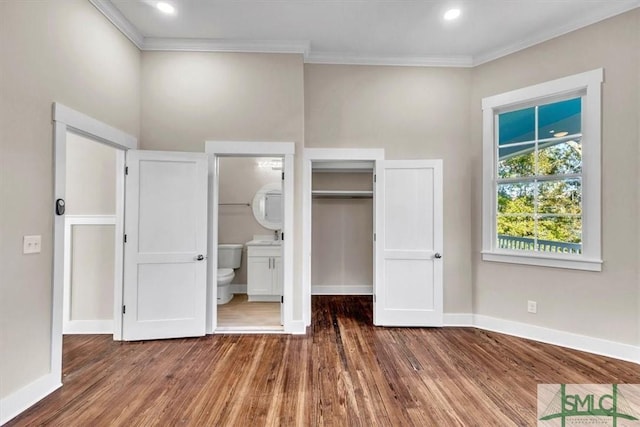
481;250;602;272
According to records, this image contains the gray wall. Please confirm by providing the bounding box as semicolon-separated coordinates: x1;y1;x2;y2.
218;157;282;284
304;64;473;314
470;10;640;345
0;0;140;399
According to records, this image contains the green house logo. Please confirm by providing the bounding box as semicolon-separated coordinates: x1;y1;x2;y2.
538;384;640;426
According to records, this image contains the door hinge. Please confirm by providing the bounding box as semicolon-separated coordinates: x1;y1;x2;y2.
122;305;126;314
124;234;127;243
373;233;376;241
282;172;285;180
125;166;129;175
281;296;284;303
374;174;376;183
281;232;284;240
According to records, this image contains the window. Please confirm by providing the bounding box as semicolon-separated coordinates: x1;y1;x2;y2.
482;69;603;271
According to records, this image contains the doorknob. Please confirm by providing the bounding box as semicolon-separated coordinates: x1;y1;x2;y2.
434;253;442;259
196;254;205;261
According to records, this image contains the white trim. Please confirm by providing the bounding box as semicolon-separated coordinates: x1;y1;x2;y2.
481;69;603;271
62;320;114;335
206;141;295;156
305;52;473;68
0;373;62;425
302;148;384;327
144;38;311;56
311;285;373;295
88;0;144;48
482;251;602;271
53;104;137;150
473;2;640;66
285;320;307;335
63;216;117;335
473;315;640;365
443;313;474;327
205;141;295;335
50;103;137;421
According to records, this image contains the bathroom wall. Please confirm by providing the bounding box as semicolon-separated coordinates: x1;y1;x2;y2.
65;132;117;326
312;172;373;294
470;9;640;345
0;0;140;400
304;64;473;314
218;157;282;285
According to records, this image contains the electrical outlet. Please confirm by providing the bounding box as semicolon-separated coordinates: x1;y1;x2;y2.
23;235;42;254
527;300;537;314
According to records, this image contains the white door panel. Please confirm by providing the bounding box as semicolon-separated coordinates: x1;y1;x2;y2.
123;150;208;341
374;160;443;327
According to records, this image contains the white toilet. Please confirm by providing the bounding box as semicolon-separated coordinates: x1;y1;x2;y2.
217;244;243;305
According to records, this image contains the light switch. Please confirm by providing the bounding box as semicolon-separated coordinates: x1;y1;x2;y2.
23;235;42;254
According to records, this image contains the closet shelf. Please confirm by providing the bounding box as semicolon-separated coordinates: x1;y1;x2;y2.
312;190;373;199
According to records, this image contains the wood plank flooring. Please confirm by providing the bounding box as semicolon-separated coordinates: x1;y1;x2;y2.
217;294;281;329
6;296;640;426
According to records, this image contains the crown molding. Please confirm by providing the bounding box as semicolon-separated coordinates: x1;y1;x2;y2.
305;52;473;68
143;37;311;56
89;0;144;48
91;0;639;68
472;1;640;66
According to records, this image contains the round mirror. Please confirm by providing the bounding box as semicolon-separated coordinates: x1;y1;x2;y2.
252;182;282;230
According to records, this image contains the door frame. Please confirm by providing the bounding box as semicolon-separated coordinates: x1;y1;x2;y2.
52;103;137;382
205;141;296;334
301;148;385;327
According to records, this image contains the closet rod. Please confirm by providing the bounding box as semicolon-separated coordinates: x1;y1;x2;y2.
219;203;251;206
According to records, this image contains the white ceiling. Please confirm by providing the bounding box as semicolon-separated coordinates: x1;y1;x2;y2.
94;0;640;66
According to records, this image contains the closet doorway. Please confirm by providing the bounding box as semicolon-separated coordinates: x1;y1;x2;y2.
302;149;444;328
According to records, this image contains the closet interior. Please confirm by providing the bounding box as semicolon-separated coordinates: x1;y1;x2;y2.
311;161;375;296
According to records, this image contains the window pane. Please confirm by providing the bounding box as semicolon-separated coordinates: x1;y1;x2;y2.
537;216;582;254
498;143;535;178
538;179;581;215
538;138;582;175
498;182;534;214
497;215;535;251
498;107;535;145
538;97;581;138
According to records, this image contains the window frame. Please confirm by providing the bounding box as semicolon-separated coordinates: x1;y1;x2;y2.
481;69;603;271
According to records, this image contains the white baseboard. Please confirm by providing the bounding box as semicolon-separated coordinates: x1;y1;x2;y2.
312;285;373;295
286;320;307;335
0;373;62;425
230;284;246;294
443;313;474;327
473;314;640;365
63;319;113;334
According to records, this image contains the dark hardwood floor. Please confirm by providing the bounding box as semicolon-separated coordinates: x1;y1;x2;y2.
7;296;640;426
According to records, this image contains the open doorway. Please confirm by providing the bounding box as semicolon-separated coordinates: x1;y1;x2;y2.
216;156;284;331
52;103;137;388
62;131;118;334
205;141;296;334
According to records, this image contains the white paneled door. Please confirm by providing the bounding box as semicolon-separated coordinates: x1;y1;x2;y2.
374;160;443;326
123;151;208;341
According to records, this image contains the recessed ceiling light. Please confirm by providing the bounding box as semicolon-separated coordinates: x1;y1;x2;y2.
156;2;175;14
554;131;569;138
444;8;461;21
